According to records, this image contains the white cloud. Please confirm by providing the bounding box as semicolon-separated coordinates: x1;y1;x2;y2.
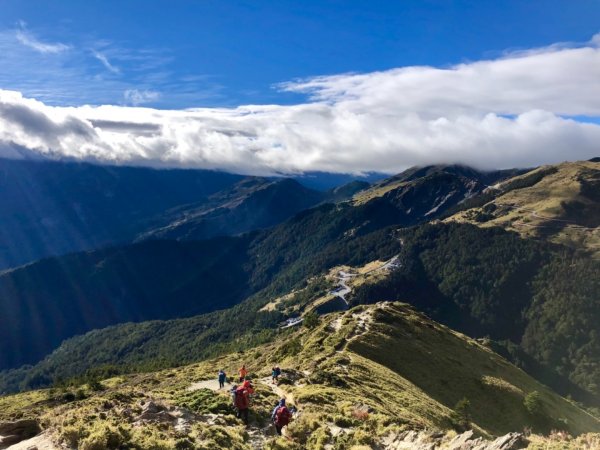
0;35;599;175
92;50;120;74
124;89;161;106
15;21;70;54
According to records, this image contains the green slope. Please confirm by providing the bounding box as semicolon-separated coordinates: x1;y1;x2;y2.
1;303;598;450
447;160;600;257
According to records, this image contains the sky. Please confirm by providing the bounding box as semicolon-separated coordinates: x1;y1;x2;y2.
0;0;599;175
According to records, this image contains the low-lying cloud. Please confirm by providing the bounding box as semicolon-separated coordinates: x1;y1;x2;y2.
1;35;599;175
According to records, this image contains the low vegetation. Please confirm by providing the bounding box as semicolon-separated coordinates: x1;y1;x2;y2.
1;303;598;449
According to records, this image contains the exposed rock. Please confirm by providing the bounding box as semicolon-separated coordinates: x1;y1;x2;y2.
475;433;528;450
0;420;41;449
381;430;528;450
447;429;479;448
134;400;199;433
136;401;176;423
381;430;437;450
3;431;58;450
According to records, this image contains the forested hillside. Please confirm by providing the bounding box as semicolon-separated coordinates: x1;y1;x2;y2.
1;161;599;415
135;178;331;242
0;158;364;270
0;159;243;268
4;222;600;410
0;164;500;372
349;223;600;403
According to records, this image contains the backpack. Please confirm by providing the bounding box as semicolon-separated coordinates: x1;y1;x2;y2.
234;388;249;410
274;406;291;426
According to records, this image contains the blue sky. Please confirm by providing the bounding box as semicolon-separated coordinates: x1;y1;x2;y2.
0;1;599;174
1;0;600;107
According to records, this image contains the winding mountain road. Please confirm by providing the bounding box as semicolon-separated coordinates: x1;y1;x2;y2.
330;255;401;307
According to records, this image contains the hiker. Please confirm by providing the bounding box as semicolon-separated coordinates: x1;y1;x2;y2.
233;384;251;425
271;366;281;383
271;398;292;436
242;379;255;395
239;364;248;382
218;369;227;389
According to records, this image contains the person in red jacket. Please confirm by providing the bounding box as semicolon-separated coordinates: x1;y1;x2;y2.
271;398;292;435
242;379;255;395
233;385;250;425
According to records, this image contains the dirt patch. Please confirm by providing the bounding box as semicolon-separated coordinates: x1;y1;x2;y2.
188;379;232;392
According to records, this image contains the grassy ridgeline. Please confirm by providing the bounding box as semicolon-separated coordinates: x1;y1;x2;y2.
1;302;598;450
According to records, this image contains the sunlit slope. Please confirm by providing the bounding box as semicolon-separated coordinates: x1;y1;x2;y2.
447;160;600;256
345;303;600;436
3;302;597;450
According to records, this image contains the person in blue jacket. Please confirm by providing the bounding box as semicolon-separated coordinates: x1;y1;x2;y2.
271;366;281;384
271;398;292;435
218;369;227;389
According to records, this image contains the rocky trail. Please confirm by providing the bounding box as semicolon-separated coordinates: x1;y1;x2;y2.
187;378;226;392
186;373;301;448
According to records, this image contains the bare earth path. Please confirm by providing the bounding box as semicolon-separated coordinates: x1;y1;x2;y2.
188;375;299;448
187;378;232;392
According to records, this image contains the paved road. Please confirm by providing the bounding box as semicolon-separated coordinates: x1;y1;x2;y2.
330;255;401;307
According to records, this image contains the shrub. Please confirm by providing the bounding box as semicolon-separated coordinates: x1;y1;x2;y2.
88;378;105;392
61;391;76;402
309;370;347;387
174;437;195;449
79;432;107;450
524;391;543;416
332;414;356;428
176;388;232;414
353;429;375;445
287;413;321;444
277;377;293;386
275;338;302;359
303;311;320;329
449;397;471;431
60;425;83;447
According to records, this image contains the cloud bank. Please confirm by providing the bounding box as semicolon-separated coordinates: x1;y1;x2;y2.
0;35;599;175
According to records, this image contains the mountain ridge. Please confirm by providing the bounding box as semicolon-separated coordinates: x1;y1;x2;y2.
0;162;509;372
1;159;599;413
0;158;370;269
445;160;600;256
1;302;598;449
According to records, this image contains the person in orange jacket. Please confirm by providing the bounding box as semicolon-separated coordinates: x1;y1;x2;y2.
239;364;248;382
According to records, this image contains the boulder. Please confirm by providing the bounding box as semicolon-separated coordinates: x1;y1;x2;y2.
0;420;41;449
136;401;175;423
480;432;528;450
381;430;528;450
